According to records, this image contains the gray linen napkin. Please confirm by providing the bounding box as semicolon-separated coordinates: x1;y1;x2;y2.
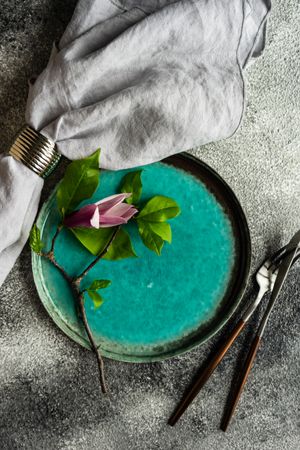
0;0;271;286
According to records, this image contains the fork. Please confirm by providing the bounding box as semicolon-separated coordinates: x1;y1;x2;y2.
168;244;300;427
220;242;300;431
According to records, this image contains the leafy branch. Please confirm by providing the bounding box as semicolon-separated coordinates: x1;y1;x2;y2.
30;221;115;393
30;149;181;395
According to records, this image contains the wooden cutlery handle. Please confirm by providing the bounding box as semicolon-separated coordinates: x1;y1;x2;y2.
221;334;261;432
168;319;245;426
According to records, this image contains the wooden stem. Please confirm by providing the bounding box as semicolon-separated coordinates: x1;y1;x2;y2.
78;291;107;393
50;224;63;254
74;226;120;285
40;224;119;394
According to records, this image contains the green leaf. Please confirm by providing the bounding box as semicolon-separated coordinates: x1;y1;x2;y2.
104;228;137;260
148;222;172;243
89;279;111;291
71;227;136;259
120;170;143;204
71;227;114;256
56;150;100;216
86;279;111;309
87;290;104;309
29;224;44;254
137;220;164;255
137;196;180;222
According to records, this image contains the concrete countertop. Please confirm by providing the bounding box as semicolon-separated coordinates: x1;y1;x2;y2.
0;1;299;449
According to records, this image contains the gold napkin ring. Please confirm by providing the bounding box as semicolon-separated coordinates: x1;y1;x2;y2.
9;126;61;178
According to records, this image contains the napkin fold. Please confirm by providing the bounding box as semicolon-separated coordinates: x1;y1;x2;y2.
0;0;271;286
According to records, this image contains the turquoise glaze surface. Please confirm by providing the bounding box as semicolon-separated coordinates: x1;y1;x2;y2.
33;161;237;360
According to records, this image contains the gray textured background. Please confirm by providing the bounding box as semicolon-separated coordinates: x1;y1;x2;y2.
0;1;299;449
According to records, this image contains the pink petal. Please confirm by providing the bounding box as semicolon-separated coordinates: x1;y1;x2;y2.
64;204;96;228
90;207;100;229
105;202;135;217
96;193;131;212
99;215;128;227
122;207;138;221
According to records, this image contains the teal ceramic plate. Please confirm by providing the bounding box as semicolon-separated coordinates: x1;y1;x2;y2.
32;153;251;362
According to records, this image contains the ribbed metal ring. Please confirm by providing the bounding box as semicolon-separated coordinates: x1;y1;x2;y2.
9;126;61;178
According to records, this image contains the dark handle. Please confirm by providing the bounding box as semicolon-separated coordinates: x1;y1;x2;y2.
168;319;246;426
220;334;261;432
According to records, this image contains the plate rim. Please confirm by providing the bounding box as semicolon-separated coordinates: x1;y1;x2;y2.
32;152;251;362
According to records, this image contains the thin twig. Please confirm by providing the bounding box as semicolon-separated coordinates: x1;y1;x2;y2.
41;224;71;281
41;251;72;283
50;224;63;254
39;224;121;395
74;226;120;285
78;291;107;393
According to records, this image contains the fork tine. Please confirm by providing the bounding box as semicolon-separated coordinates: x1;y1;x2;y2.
257;246;286;276
269;245;287;265
270;246;300;272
